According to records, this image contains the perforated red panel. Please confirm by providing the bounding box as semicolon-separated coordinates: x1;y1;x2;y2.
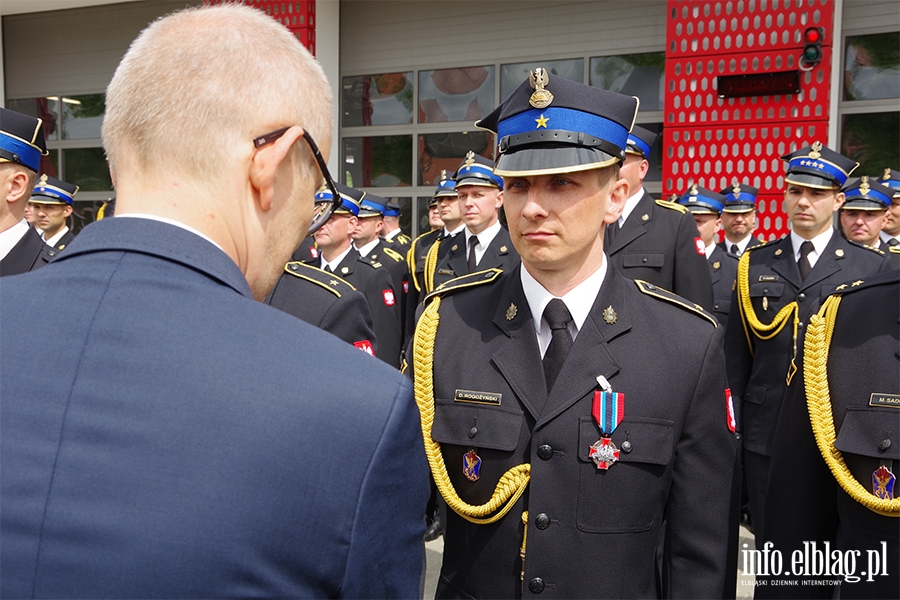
664;0;834;240
204;0;316;54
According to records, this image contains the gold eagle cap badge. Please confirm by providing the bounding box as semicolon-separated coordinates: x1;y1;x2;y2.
529;68;554;109
506;303;517;321
860;175;870;196
463;150;476;168
809;141;823;160
884;167;892;180
39;174;49;185
732;180;742;195
603;305;618;325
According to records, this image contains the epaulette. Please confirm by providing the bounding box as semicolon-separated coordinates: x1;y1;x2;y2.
861;244;885;255
362;258;383;269
424;268;503;302
890;245;900;255
744;237;776;253
382;247;405;263
396;234;411;245
283;261;357;297
655;198;687;213
634;279;718;328
828;275;894;296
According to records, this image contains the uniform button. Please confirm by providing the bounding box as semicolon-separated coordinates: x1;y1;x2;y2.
621;440;633;453
763;288;769;294
799;322;804;328
529;578;545;593
714;304;720;310
537;445;553;460
641;257;648;263
468;427;478;439
798;293;806;301
535;513;550;529
880;438;891;451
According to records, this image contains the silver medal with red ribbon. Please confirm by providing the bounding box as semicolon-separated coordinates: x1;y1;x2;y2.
589;376;624;470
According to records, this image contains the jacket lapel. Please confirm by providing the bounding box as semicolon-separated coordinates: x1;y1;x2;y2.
536;270;629;429
479;228;513;271
800;232;843;291
770;236;802;290
444;238;468;277
490;269;547;420
606;191;653;255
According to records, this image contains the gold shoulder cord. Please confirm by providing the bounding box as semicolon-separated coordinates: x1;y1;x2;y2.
736;251;801;385
423;238;441;294
412;296;531;524
804;296;900;517
406;238;420;293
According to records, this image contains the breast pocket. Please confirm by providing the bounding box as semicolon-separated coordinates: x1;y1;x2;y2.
431;399;524;451
622;252;665;270
575;417;674;533
835;407;900;461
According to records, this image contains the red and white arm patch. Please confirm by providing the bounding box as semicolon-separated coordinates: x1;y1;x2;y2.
382;289;396;306
694;237;706;256
725;388;736;433
354;340;375;355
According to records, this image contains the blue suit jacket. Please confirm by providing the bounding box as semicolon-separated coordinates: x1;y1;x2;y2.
0;217;429;599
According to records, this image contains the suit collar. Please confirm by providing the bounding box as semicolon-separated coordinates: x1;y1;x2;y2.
607;191;654;254
770;230;845;290
49;218;252;297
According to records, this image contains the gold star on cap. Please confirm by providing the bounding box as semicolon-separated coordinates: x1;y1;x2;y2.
528;67;554;109
505;303;517;321
835;248;844;257
535;114;549;129
809;141;823;160
463;150;476;167
603;305;618;325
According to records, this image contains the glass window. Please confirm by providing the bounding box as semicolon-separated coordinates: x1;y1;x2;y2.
389;196;413;237
841;112;899;175
418;66;495;123
342;135;412;187
590;52;665;112
419;131;494;187
415;196;433;237
61;94;105;140
6;97;59;141
63;148;113;191
500;59;584;101
342;72;414;127
843;32;900;101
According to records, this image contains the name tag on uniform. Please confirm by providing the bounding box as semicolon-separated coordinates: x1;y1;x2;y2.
869;393;900;408
438;268;455;275
758;275;779;282
454;389;502;405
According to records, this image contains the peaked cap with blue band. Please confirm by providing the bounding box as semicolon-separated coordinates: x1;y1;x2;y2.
359;192;387;218
678;184;726;215
720;181;759;213
30;174;79;206
0;107;49;174
625;124;657;158
454;151;503;189
433;170;458;201
781;141;857;190
384;198;401;217
841;176;893;211
316;182;361;216
876;168;900;198
476;68;638;177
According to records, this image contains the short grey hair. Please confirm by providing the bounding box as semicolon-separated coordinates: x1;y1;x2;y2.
102;3;332;182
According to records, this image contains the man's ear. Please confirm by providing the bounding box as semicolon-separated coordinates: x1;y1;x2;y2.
832;191;845;213
249;126;305;212
495;190;504;208
604;176;629;225
6;170;33;204
63;205;74;218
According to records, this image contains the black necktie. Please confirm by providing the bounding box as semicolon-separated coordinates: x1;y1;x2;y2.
323;265;333;273
542;299;574;393
731;243;740;256
467;235;479;273
889;238;900;247
798;241;814;281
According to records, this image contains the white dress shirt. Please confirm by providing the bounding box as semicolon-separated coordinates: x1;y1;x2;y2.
0;220;31;261
790;228;833;270
464;220;502;267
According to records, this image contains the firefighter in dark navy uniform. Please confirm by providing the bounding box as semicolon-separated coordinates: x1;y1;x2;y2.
308;183;402;368
604;124;714;310
756;268;900;599
725;142;891;545
430;152;520;290
410;69;738;599
717;181;765;258
28;175;79;251
876;168;900;248
406;173;456;345
0;107;53;277
678;185;737;325
382;198;411;250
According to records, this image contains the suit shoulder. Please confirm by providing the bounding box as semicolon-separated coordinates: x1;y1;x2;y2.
358;256;383;270
633;279;719;328
282;262;356;297
890;245;900;256
743;237;779;258
424;268;503;303
827;269;900;296
655;198;688;214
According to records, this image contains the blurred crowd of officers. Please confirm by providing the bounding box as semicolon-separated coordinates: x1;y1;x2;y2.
1;9;898;597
